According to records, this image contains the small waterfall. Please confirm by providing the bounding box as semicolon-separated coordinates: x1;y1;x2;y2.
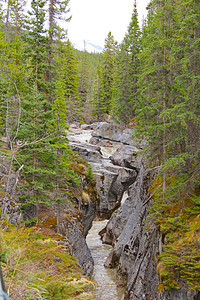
100;146;118;158
121;190;129;205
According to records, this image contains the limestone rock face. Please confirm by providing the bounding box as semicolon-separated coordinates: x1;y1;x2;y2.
102;162;199;300
101;182;140;246
102;165;160;299
81;201;96;237
92;122;137;146
68;123;139;218
109;144;141;170
59;216;94;277
94;166;137;218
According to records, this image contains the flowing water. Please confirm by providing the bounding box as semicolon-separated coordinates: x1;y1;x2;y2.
86;220;125;300
100;146;119;158
69;126;125;299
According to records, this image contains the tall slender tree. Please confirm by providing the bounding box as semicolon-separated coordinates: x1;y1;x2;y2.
111;1;141;123
16;0;56;211
57;39;80;122
47;0;71;87
98;32;117;118
134;0;200;290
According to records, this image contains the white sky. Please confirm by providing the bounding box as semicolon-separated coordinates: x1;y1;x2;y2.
67;0;150;51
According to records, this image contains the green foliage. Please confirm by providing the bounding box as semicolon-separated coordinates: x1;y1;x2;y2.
56;40;81;122
136;0;200;292
76;50;102;121
112;2;141;124
86;165;95;186
111;1;141;124
0;30;26;137
92;32;117;119
0;220;94;299
149;173;200;290
158;209;200;290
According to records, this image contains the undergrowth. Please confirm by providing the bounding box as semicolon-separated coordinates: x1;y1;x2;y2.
149;175;200;292
0;220;94;299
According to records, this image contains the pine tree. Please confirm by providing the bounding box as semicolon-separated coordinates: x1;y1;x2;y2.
48;0;71;87
91;63;101;120
98;32;117;118
111;42;130;123
57;39;80;122
111;1;141;124
137;0;200;199
79;41;89;104
52;78;79;231
15;0;56;210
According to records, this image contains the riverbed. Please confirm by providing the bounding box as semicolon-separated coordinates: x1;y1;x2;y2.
86;220;125;300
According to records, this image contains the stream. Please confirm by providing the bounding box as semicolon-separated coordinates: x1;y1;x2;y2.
68;125;127;299
86;220;125;300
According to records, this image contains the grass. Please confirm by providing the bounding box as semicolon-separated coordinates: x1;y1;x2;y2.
0;220;95;299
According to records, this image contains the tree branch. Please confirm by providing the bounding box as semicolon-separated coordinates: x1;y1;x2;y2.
143;185;162;206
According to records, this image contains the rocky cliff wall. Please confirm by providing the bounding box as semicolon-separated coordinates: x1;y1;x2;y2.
68;122;199;300
90;123;199;300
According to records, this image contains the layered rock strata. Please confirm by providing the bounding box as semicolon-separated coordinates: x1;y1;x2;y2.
68;122;140;218
68;123;199;299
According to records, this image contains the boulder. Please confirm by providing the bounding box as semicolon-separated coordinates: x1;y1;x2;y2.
69;142;102;162
92;122;137;146
94;167;137;219
109;145;141;170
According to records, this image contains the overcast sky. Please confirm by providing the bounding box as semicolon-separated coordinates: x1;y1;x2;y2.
67;0;150;51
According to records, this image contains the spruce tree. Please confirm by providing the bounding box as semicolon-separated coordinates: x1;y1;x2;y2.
137;0;200;198
91;63;101;120
136;0;200;288
16;0;56;210
98;32;117;118
111;1;141;124
48;0;71;87
57;39;80;122
79;41;89;104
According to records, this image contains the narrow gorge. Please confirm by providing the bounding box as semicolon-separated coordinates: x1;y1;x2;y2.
68;122;199;300
0;121;199;299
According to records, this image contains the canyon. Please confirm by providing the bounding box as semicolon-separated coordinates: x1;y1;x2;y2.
68;122;199;300
1;122;199;300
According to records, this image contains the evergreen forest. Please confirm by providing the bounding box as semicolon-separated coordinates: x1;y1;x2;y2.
0;0;199;298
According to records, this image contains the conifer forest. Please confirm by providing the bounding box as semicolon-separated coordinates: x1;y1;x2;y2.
0;0;199;299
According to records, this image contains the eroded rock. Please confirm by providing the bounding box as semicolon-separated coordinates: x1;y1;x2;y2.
92;122;137;146
59;216;94;277
103;165;161;299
